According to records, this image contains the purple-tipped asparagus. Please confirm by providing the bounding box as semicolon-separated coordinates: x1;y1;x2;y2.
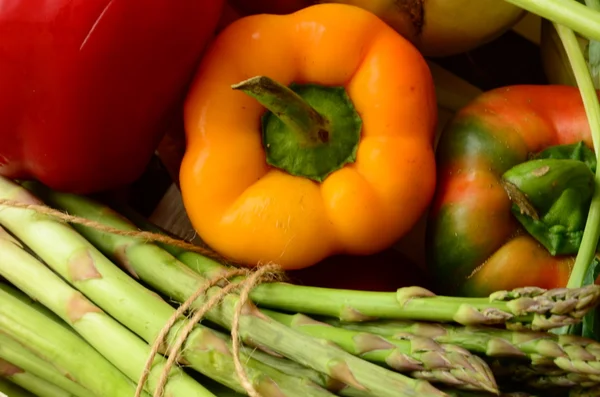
322;319;600;379
262;309;498;393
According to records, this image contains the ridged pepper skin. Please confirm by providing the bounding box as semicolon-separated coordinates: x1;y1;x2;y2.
426;85;598;297
180;4;437;270
0;0;223;194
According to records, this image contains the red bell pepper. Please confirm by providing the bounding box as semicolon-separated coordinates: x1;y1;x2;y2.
426;85;600;297
0;0;223;194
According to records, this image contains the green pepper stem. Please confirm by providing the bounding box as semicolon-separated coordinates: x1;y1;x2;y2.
554;23;600;289
232;76;329;145
232;76;361;182
504;0;600;42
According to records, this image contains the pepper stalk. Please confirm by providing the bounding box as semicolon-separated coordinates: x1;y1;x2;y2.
552;22;600;289
502;0;600;43
582;0;600;88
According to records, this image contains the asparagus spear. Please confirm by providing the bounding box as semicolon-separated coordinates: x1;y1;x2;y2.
0;376;37;397
17;181;449;396
261;309;498;393
0;284;139;397
0;358;78;397
0;185;345;397
489;358;598;379
227;275;600;331
97;209;510;397
571;385;600;396
0;230;334;397
489;360;599;388
0;234;214;397
0;282;72;333
108;201;230;281
226;336;514;397
242;345;371;397
199;377;247;397
443;391;538;397
88;191;600;331
0;192;354;397
200;325;406;397
0;333;92;397
320;319;600;377
177;325;341;397
527;372;598;388
250;350;536;397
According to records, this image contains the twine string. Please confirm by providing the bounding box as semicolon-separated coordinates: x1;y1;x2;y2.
231;264;281;397
152;280;245;397
0;198;283;397
134;268;247;397
0;199;227;262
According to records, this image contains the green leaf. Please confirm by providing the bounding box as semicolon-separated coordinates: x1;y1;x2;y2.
502;158;596;256
534;141;597;172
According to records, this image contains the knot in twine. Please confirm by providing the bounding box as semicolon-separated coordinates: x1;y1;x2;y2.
135;262;282;397
0;198;284;397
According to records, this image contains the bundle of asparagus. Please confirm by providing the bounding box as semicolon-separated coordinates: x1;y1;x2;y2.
0;175;598;397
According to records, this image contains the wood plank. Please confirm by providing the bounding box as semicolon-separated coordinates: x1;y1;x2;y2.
148;184;203;244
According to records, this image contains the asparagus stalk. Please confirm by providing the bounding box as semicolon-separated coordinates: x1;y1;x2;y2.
250;349;535;397
0;333;92;397
0;282;72;333
243;346;371;397
177;325;340;397
526;372;598;388
245;324;500;397
1;230;330;397
18;182;449;396
489;360;600;388
444;391;538;397
91;192;600;331
230;337;513;397
0;185;345;397
200;378;247;397
200;326;400;397
0;376;37;397
261;309;497;393
571;385;600;396
0;358;78;397
489;358;597;379
108;201;230;281
0;286;136;397
0;234;214;397
238;280;600;331
321;319;600;377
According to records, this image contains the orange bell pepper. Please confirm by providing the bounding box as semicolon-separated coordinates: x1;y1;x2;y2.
180;4;437;270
